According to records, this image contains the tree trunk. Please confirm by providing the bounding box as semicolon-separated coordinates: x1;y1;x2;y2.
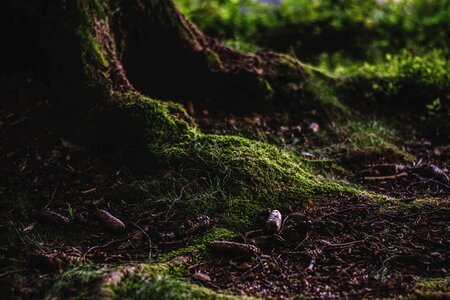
1;0;315;165
113;0;310;111
3;0;312;107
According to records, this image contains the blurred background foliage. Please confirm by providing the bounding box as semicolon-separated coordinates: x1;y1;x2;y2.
175;0;449;64
175;0;449;137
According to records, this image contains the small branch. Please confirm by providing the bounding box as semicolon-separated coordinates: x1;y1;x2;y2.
363;172;408;181
82;239;126;259
0;268;26;278
320;237;368;248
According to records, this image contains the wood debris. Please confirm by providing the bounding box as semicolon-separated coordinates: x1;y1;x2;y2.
363;172;408;181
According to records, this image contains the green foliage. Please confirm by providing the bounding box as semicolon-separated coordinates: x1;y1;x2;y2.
175;0;449;61
175;0;266;52
356;50;449;86
346;49;449;106
338;50;449;136
66;202;75;220
175;0;449;139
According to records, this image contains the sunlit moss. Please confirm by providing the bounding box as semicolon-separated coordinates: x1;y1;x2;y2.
49;261;244;299
109;134;358;229
413;277;450;299
158;228;237;262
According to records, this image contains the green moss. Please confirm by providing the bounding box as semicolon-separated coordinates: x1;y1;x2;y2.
107;260;246;299
48;264;105;299
405;197;447;209
83;30;110;69
316;120;413;161
305;73;351;119
413;277;450;299
264;54;352;121
117;96;192;150
88;93;360;229
108;134;356;229
205;49;225;71
49;261;243;300
76;1;110;74
91;0;107;19
338;51;450;132
159;228;237;262
86;93;194;167
112;272;239;300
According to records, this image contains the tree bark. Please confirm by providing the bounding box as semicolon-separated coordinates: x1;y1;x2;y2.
1;0;315;164
113;0;310;111
3;0;311;109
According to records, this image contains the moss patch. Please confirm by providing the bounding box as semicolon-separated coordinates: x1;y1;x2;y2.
86;93;193;167
314;120;413;162
109;134;357;229
49;264;105;299
158;228;237;263
337;50;450;136
49;261;244;300
413;277;450;299
111;267;238;300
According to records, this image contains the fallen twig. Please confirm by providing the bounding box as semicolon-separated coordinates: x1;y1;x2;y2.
320;237;368;248
0;268;26;278
82;239;126;259
363;172;408;181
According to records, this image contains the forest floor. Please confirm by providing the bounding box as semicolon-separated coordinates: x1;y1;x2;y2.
0;74;449;299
